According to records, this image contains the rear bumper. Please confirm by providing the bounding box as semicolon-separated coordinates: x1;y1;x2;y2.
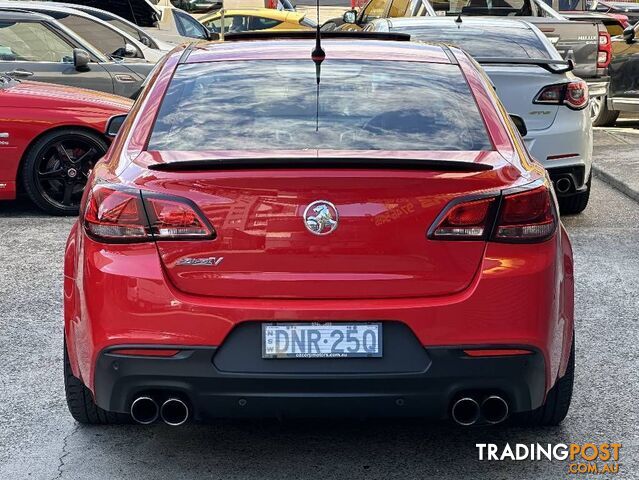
94;341;546;420
65;226;574;420
524;106;592;188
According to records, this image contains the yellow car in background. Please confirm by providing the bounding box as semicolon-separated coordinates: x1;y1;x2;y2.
200;8;316;33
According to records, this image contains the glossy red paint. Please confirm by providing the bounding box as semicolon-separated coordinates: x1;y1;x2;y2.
0;80;131;200
64;39;574;417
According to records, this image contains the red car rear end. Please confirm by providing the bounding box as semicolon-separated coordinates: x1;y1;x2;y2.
63;35;575;427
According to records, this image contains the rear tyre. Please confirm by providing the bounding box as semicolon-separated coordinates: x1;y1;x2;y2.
64;340;130;424
22;129;108;216
516;336;574;426
590;96;620;127
558;173;591;215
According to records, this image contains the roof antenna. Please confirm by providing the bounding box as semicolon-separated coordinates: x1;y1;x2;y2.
455;13;462;27
311;0;325;132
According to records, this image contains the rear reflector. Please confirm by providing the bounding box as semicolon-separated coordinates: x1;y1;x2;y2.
83;184;215;243
463;349;533;357
110;349;180;357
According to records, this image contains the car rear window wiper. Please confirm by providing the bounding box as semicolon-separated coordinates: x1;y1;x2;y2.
474;57;574;74
147;157;493;172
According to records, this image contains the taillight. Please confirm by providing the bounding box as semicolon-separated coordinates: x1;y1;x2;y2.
429;184;557;244
534;80;588;110
429;197;497;240
597;30;611;69
83;184;214;242
492;186;557;243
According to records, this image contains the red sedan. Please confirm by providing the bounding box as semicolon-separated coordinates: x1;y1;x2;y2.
63;34;575;427
0;75;132;215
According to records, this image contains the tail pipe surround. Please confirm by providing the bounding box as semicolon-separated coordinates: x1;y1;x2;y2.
481;395;509;424
130;396;159;425
451;397;481;426
160;398;189;426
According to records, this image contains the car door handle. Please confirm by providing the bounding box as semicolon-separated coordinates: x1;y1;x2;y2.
114;74;136;83
6;69;34;78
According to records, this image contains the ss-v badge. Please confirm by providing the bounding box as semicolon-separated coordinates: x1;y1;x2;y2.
176;257;224;266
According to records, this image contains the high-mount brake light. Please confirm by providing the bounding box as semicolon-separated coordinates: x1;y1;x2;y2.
534;80;588;110
429;185;557;244
83;184;215;242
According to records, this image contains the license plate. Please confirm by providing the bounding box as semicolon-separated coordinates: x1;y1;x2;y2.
262;323;382;359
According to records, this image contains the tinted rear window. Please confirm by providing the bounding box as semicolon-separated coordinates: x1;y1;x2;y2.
399;26;551;59
148;60;492;152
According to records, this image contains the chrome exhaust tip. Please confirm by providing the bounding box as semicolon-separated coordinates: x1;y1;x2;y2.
451;397;480;426
160;398;189;426
130;396;159;425
555;177;572;194
481;395;509;424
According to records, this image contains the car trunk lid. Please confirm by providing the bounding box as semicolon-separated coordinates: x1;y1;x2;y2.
135;150;519;299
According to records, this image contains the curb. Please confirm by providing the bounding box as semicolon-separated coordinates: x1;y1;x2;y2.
592;165;639;203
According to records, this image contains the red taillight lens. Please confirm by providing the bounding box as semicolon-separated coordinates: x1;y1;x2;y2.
430;185;557;244
84;185;214;242
143;194;213;240
534;81;588;110
84;185;149;241
597;31;611;68
429;197;496;240
493;185;557;243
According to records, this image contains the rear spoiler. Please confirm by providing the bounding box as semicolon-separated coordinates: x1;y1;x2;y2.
474;58;574;74
148;157;492;172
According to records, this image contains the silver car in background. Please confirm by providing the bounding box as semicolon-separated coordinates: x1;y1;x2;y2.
367;17;593;214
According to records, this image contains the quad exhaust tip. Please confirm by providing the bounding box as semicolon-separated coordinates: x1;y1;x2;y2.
555;177;572;194
160;398;189;426
481;395;509;424
451;397;480;426
130;396;159;425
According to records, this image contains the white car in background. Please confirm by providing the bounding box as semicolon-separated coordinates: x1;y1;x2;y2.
36;0;211;45
41;2;175;52
0;1;167;61
367;17;593;214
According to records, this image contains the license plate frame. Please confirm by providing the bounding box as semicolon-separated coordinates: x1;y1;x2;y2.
261;322;383;359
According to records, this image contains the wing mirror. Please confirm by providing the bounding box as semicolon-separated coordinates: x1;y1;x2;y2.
123;43;137;57
509;114;528;138
73;48;90;71
343;9;357;24
623;25;635;42
105;114;127;137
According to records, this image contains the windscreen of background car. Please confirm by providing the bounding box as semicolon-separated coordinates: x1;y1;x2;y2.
148;60;493;151
399;26;553;58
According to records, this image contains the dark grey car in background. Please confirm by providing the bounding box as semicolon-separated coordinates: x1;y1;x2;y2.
0;10;154;97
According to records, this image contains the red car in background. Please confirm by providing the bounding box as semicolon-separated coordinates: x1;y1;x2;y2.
64;34;575;428
0;75;132;215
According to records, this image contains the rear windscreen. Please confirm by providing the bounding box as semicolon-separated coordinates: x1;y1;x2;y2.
401;26;553;59
148;59;493;152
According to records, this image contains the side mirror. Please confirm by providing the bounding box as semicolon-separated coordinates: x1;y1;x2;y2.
208;31;221;40
343;9;357;24
73;48;90;71
623;25;635;42
509;114;527;138
105;114;127;137
123;43;137;57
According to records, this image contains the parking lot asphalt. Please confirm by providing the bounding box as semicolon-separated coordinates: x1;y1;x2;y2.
1;138;638;479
